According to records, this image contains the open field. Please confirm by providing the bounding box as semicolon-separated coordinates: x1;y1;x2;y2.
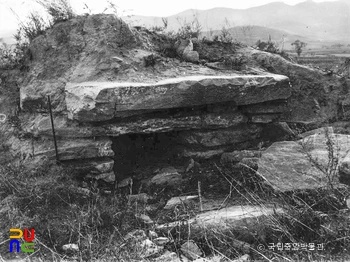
287;49;350;72
297;56;347;72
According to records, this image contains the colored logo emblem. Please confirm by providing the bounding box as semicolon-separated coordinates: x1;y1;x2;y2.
9;228;35;253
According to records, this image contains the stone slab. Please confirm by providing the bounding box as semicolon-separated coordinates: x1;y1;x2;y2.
33;137;114;161
66;75;290;122
258;128;350;191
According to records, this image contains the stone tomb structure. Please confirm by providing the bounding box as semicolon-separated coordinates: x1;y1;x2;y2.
25;75;292;187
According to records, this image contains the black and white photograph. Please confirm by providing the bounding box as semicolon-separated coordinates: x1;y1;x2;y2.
1;0;350;261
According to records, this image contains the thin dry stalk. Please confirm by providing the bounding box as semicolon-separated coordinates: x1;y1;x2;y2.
198;181;203;212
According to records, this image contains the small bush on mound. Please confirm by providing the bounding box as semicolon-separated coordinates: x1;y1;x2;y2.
35;0;76;25
0;0;76;69
222;55;246;70
156;15;202;41
154;14;202;60
256;39;279;54
211;29;237;45
19;0;76;42
175;15;202;39
19;12;49;43
0;30;31;70
215;27;234;43
144;54;159;67
255;38;296;62
149;17;169;33
0;45;25;70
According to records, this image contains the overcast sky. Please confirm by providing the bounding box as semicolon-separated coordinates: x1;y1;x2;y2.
0;0;340;38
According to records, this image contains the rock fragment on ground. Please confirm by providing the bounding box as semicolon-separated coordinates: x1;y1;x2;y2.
150;167;182;186
124;229;147;242
193;256;225;262
232;254;250;262
62;243;79;252
153;237;171;246
157;205;283;233
136;214;154;225
164;195;199;209
148;230;158;239
181;240;203;260
139;239;163;258
153;251;182;262
183;50;199;63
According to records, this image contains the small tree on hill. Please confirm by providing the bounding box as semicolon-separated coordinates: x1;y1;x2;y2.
291;40;307;57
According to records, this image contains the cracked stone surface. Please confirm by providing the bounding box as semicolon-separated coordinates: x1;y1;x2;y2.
65;75;290;122
258;127;350;191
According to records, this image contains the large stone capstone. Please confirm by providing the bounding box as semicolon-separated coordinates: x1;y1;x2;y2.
65;75;291;122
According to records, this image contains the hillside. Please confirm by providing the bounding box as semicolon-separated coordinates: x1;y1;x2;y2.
2;1;349;46
124;0;350;43
201;25;313;48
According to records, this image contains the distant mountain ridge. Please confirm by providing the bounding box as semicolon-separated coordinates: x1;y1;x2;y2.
124;0;350;43
202;25;314;47
1;1;349;46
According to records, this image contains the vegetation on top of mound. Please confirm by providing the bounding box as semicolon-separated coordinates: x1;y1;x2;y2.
0;0;76;70
35;0;76;25
0;30;29;70
255;36;295;62
19;0;76;42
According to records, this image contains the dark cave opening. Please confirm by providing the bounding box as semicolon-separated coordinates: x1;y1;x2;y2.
111;131;184;182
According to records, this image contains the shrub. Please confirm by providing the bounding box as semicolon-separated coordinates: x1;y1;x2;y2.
213;18;234;43
0;13;45;69
0;0;76;69
143;54;159;67
301;128;340;192
255;38;297;62
15;0;75;43
222;55;246;69
149;18;168;33
156;18;202;60
216;26;234;43
0;47;17;69
18;12;49;42
35;0;76;24
0;29;32;70
175;15;202;39
256;39;279;54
